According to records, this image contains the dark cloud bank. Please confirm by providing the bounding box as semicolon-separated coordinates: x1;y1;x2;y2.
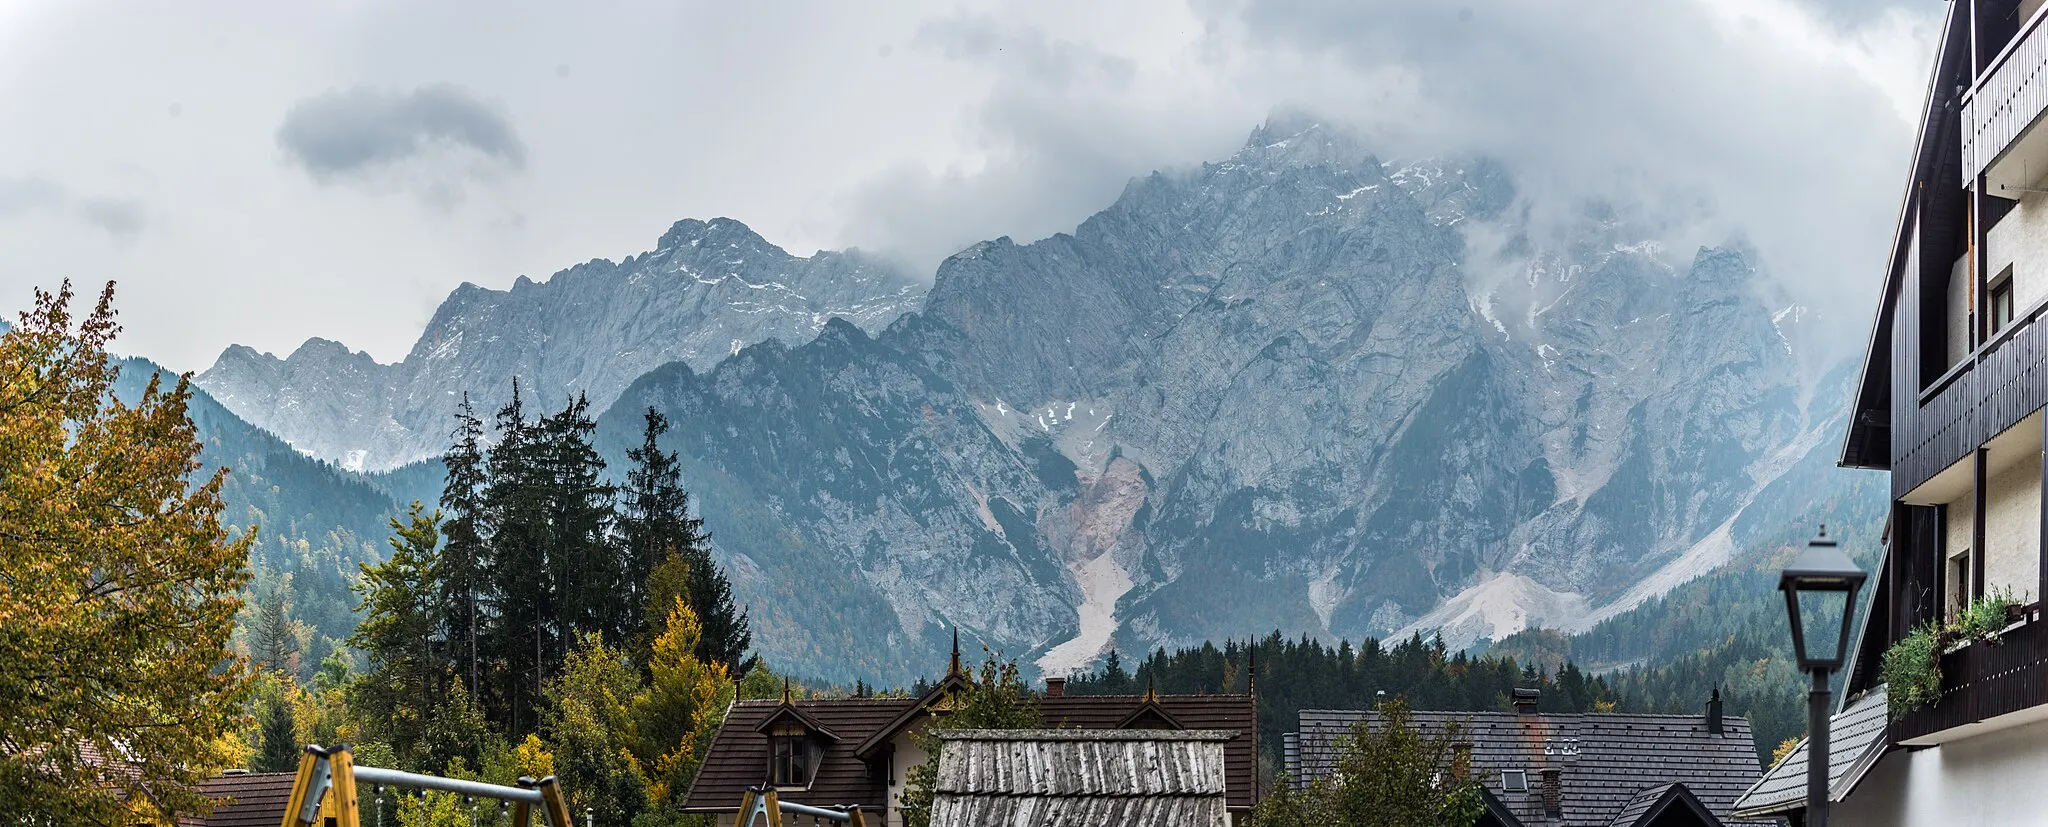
277;84;525;204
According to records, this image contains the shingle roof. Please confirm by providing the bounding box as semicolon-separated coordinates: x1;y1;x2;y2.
928;729;1232;827
1605;782;1724;827
1608;784;1677;826
682;692;1258;813
178;771;296;827
1731;687;1889;819
1289;709;1765;826
683;697;913;812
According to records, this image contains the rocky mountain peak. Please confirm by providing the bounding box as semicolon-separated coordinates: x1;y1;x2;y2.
197;216;927;471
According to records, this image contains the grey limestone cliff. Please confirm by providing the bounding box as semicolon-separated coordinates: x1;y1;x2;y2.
591;120;1853;681
197;218;925;471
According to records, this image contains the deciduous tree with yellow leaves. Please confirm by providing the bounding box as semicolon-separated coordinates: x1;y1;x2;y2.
631;597;733;809
0;281;253;822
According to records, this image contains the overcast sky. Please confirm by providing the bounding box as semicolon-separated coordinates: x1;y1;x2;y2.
0;0;1936;371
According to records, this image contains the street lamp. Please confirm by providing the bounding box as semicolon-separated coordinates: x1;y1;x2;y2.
1778;525;1866;827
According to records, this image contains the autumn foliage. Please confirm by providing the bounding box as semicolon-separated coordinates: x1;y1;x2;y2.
0;281;253;822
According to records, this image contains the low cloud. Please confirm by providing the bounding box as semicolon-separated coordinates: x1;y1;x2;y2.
833;0;1937;354
0;176;146;239
277;84;525;206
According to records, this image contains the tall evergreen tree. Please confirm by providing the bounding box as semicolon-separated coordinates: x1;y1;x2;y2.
347;502;445;771
619;408;703;622
250;581;299;674
534;394;622;649
438;393;489;710
617;406;751;673
487;379;551;733
688;545;754;674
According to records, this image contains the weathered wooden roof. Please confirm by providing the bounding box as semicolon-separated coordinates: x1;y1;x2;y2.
1289;708;1765;826
929;729;1231;827
1732;687;1889;819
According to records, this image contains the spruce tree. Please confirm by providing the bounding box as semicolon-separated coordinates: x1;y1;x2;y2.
347;502;445;770
618;406;751;673
688;544;754;674
619;408;701;623
486;379;551;733
250;582;299;674
533;394;621;650
438;393;489;710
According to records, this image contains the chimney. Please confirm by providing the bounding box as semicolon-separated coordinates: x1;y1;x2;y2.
1045;677;1066;697
1451;742;1473;780
1540;768;1562;819
1513;687;1541;715
1707;687;1724;735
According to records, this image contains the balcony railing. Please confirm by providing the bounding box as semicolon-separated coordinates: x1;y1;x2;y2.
1893;617;2048;745
1965;6;2048;180
1898;302;2048;496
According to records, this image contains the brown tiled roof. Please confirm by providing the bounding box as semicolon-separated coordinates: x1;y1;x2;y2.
683;697;915;813
683;692;1260;814
1290;709;1765;826
178;771;296;827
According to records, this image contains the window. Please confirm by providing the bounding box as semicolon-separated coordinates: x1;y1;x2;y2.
1502;769;1529;793
1991;273;2016;335
1948;553;1971;623
771;734;810;787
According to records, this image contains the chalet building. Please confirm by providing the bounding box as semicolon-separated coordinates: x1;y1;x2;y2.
1280;690;1764;826
1834;0;2048;822
680;642;1257;826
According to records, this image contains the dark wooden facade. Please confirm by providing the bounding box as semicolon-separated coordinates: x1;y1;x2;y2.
1845;0;2048;745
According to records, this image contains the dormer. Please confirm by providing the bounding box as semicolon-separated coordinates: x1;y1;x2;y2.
1116;680;1185;730
752;693;840;790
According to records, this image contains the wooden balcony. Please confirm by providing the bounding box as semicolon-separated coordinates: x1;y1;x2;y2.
1967;6;2048;192
1893;616;2048;745
1898;302;2048;497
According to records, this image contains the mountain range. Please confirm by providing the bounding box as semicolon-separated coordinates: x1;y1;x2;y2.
198;218;924;472
188;118;1875;683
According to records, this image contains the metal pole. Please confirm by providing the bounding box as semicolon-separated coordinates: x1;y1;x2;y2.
1808;668;1832;827
352;765;547;804
776;801;855;822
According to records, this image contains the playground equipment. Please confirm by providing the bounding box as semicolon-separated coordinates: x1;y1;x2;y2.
279;744;575;827
735;786;870;827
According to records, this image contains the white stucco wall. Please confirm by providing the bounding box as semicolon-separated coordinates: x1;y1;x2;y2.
1835;716;2048;825
1944;492;1974;614
887;730;929;827
1984;455;2043;602
1950;252;1972;367
1933;453;2040;607
1985;191;2048;319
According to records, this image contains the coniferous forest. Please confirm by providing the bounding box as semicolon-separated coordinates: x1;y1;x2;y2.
240;384;773;826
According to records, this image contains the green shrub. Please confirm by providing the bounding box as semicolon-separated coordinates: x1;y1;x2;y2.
1880;621;1940;719
1882;589;2029;719
1954;588;2021;644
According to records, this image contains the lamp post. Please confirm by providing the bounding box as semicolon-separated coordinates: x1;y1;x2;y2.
1778;525;1867;827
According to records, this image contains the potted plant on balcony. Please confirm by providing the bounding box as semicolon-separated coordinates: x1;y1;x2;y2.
1881;619;1943;719
1880;589;2027;718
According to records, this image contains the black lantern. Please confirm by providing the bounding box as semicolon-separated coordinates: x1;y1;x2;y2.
1778;526;1868;673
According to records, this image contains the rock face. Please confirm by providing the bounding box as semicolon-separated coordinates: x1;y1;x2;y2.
197;218;925;471
589;120;1850;681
